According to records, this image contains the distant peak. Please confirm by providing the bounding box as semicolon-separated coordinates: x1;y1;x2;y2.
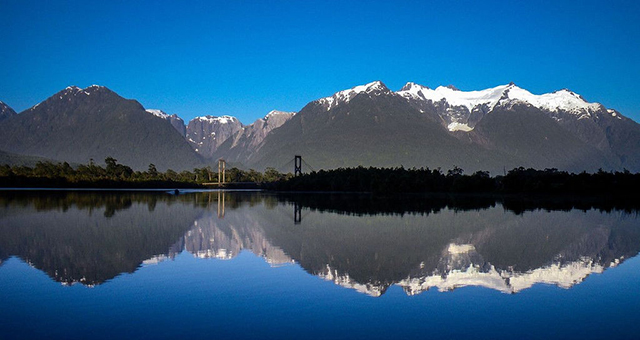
365;80;387;90
397;81;603;116
84;85;111;92
341;81;390;95
195;115;239;125
445;85;460;91
0;100;17;118
57;85;112;98
264;110;296;120
317;81;391;110
400;82;430;92
146;109;169;119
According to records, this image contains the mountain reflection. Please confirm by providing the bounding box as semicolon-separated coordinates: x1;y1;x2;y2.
0;191;639;295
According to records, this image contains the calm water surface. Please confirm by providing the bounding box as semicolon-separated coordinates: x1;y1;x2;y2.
1;190;639;339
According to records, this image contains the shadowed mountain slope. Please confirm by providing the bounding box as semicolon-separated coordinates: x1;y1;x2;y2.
0;86;204;171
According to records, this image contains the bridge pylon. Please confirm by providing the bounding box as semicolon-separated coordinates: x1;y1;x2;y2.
218;158;226;185
294;155;302;176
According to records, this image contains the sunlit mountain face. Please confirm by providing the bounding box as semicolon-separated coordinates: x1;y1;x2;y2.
1;191;639;295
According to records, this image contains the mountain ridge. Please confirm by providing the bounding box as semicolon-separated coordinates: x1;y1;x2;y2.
0;101;17;122
0;85;204;171
2;81;639;173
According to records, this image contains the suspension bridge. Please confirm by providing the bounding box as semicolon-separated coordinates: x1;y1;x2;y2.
275;155;316;176
202;155;315;187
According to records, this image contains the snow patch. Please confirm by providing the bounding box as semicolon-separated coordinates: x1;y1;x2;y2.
607;109;622;119
398;82;603;118
447;243;475;254
196;115;238;124
447;122;473;132
317;264;385;297
398;82;509;113
506;87;601;113
146;109;169;119
264;110;296;120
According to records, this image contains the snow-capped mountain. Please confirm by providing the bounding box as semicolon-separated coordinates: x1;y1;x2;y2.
397;82;611;132
2;80;638;173
185;115;243;158
245;80;640;173
317;81;392;111
146;109;186;137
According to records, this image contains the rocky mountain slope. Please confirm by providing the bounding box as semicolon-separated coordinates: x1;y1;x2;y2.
0;101;16;122
185;115;243;158
212;110;296;164
146;109;187;137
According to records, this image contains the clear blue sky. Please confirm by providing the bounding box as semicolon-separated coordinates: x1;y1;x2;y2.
1;0;639;124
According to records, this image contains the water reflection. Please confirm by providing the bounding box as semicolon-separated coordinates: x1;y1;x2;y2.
1;191;639;295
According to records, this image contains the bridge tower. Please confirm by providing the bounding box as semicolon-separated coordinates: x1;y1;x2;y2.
294;155;302;176
218;158;226;185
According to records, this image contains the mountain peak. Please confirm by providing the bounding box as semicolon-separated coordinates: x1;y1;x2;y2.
57;85;111;97
400;82;430;92
362;80;388;91
194;115;239;125
28;85;117;111
317;81;391;110
146;109;169;119
340;80;390;95
264;110;296;120
399;82;603;118
505;86;600;113
0;100;17;121
146;109;186;136
398;83;513;113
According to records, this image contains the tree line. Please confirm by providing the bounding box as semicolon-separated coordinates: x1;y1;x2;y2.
0;157;291;188
3;158;639;196
273;166;640;196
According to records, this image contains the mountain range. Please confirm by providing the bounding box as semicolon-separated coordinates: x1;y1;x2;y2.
1;81;639;173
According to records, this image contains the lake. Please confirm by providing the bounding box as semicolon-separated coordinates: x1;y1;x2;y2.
1;190;639;339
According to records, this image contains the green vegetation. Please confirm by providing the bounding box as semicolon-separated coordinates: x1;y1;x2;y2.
3;157;639;197
0;157;291;188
